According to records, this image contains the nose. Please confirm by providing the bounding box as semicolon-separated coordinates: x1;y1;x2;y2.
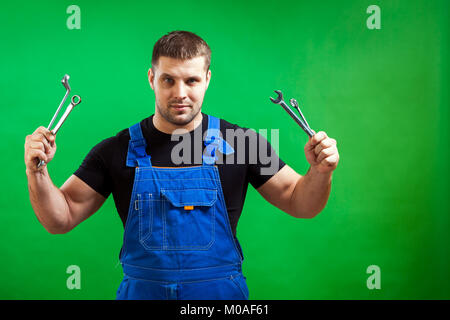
172;81;188;101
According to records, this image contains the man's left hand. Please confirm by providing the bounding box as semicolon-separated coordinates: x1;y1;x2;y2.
304;131;339;174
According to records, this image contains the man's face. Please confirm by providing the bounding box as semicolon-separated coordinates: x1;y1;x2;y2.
148;56;211;126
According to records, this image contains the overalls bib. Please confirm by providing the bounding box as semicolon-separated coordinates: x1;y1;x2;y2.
116;114;249;300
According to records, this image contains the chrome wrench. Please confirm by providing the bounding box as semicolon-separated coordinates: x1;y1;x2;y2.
270;90;314;137
37;75;82;168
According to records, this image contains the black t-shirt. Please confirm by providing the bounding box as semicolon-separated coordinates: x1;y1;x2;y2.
74;113;285;236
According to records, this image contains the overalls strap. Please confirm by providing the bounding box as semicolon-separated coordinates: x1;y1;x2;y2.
203;115;234;165
126;123;152;167
126;115;234;167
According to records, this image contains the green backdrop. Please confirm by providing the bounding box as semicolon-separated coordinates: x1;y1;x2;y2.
1;0;448;299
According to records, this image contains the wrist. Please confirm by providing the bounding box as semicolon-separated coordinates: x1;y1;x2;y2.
26;166;48;178
308;165;333;180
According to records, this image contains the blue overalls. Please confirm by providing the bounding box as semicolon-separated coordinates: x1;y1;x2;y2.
116;114;249;300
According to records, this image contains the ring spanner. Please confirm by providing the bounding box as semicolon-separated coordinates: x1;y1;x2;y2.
37;74;82;168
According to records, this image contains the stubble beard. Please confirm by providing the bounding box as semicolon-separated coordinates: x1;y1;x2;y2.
156;100;202;126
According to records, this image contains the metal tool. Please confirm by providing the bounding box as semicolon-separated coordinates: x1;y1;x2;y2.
289;98;311;130
270;90;314;137
37;75;82;168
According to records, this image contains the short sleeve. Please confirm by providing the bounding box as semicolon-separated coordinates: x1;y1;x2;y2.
247;130;286;189
73;138;115;198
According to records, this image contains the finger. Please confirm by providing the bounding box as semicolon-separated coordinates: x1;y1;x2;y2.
30;133;55;150
29;141;46;153
320;153;339;168
314;138;336;156
304;139;316;152
30;133;52;152
305;130;321;151
307;129;316;142
34;127;55;144
41;136;52;153
28;133;50;152
26;149;48;164
310;131;328;147
316;146;337;163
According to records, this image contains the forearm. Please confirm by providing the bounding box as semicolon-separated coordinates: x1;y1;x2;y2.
26;167;71;234
290;166;332;218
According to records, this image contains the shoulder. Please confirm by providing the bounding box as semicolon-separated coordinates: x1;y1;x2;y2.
218;117;249;131
96;128;128;151
217;117;257;138
216;116;265;147
86;125;131;162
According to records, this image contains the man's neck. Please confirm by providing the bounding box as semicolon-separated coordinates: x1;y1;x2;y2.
153;111;203;134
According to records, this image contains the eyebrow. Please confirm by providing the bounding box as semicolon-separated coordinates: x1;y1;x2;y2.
160;73;201;80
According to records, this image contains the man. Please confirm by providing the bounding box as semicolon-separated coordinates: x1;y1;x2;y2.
24;31;339;300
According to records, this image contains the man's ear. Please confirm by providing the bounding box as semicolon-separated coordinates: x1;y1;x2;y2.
205;69;211;90
148;68;155;90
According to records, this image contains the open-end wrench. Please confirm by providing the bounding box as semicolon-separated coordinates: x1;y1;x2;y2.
270;90;314;137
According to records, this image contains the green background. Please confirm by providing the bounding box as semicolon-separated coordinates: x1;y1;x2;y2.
1;0;448;299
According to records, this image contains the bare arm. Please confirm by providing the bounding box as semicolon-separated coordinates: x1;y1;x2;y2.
256;131;339;219
25;127;106;234
257;165;332;218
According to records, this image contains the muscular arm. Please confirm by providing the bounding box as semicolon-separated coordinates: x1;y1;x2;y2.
25;126;107;234
256;165;332;219
256;131;339;219
27;168;106;234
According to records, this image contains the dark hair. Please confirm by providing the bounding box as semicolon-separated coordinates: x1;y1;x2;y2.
151;31;211;72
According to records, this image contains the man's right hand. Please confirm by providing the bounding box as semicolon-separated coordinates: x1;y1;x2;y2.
25;126;57;174
25;127;106;234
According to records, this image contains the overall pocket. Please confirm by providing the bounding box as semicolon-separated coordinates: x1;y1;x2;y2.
135;193;163;250
161;188;217;250
229;273;249;300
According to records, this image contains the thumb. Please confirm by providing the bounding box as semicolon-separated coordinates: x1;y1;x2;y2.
307;129;317;145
